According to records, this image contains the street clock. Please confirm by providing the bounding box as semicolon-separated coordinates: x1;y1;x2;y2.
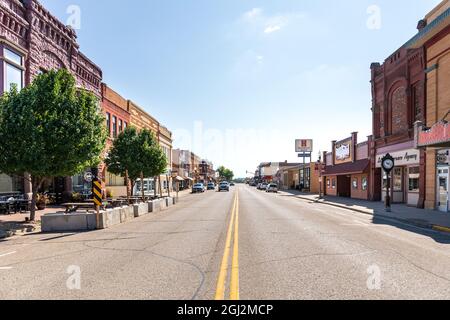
381;154;395;173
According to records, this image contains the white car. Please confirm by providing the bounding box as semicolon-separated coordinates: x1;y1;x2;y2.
266;183;279;193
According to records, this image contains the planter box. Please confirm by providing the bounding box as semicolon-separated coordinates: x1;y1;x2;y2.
149;199;162;213
98;209;121;229
120;206;135;223
165;197;174;208
134;203;148;217
42;213;97;232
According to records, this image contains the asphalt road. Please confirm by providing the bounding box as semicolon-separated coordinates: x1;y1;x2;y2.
0;184;449;300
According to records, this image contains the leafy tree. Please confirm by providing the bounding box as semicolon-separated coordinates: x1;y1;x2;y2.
0;69;107;221
106;127;167;202
217;166;234;182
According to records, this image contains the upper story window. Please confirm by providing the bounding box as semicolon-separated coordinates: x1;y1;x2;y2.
112;116;117;138
106;113;111;137
2;47;25;94
119;119;123;133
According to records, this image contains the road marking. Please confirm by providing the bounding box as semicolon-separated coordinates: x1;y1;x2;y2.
0;267;12;270
215;190;240;300
230;191;240;300
0;251;16;258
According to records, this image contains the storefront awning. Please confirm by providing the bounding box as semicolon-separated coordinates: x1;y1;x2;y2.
323;159;370;176
185;177;194;181
174;176;184;181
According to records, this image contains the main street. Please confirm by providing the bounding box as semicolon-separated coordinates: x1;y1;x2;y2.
1;185;450;300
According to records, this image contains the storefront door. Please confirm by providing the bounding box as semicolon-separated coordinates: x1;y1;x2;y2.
437;167;449;212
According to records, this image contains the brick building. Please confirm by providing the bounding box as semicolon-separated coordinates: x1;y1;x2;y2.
101;84;130;197
0;0;102;199
322;133;373;200
370;36;426;207
410;0;450;211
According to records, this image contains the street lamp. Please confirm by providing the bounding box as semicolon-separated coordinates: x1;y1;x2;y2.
381;154;395;212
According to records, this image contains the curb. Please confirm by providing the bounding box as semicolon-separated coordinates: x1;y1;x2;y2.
293;195;450;234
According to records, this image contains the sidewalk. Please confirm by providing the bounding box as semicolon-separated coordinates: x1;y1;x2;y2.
278;189;450;233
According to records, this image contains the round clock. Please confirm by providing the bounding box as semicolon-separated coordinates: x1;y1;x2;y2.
381;154;395;172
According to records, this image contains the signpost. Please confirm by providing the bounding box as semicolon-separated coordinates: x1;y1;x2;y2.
381;153;395;212
91;168;102;227
296;140;313;192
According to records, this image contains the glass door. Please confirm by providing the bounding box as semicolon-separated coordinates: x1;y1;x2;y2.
438;167;449;212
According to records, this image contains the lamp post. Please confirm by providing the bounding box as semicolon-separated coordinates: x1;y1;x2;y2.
318;151;323;199
381;153;395;213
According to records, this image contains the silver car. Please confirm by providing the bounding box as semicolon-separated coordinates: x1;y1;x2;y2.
266;183;278;193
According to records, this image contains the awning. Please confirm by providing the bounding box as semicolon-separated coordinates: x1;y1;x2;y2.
417;120;450;148
185;177;194;181
174;176;184;182
323;159;370;176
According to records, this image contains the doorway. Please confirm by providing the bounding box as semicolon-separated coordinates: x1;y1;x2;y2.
337;175;351;197
437;167;449;212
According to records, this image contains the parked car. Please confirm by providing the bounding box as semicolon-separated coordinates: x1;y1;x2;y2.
230;182;235;186
218;182;230;192
192;183;206;193
266;183;279;193
259;183;268;190
207;182;215;190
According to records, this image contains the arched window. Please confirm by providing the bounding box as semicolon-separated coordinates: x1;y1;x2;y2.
389;86;407;135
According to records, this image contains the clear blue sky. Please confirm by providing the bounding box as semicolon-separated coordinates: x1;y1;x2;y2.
42;0;441;177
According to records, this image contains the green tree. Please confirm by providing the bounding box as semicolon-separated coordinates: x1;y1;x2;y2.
217;166;234;182
106;127;167;202
0;69;107;221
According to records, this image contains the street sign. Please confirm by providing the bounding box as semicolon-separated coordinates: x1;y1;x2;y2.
92;179;103;207
295;139;313;153
84;172;93;183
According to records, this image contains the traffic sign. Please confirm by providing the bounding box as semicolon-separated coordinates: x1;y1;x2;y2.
92;179;103;206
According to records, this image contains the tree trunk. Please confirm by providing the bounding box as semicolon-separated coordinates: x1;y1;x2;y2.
129;179;135;205
141;172;145;202
159;176;163;198
167;175;171;198
125;170;130;205
29;176;44;222
154;177;157;199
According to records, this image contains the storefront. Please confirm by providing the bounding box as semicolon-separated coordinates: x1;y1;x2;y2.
376;148;421;206
416;120;450;212
323;133;372;200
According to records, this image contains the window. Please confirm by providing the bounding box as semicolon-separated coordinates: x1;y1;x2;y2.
332;178;336;189
119;119;123;133
393;167;403;192
327;179;331;187
112;116;117;138
362;177;368;191
106;173;125;187
408;167;420;193
352;178;359;189
3;48;24;93
124;121;127;130
106;113;111;136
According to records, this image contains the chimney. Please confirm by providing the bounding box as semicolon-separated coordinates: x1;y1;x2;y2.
331;141;337;166
351;132;358;163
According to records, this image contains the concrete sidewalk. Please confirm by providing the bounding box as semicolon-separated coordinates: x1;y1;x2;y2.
278;189;450;233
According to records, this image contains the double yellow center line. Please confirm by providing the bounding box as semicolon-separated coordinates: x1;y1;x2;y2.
215;190;240;300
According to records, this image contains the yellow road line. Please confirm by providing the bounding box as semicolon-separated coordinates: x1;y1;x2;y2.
215;192;238;300
433;225;450;234
230;191;240;300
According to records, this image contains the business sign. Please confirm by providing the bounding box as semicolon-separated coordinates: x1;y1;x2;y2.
334;138;353;164
84;172;93;183
417;121;450;148
295;139;313;153
376;149;420;168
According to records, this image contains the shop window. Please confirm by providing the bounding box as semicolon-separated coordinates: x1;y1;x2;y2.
382;172;388;190
352;178;358;189
107;172;125;187
408;167;420;193
393;167;403;192
362;177;368;191
332;178;336;189
327;179;331;188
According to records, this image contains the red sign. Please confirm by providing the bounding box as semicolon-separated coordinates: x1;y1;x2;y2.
418;121;450;147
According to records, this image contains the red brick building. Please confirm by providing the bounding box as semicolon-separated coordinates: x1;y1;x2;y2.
101;84;130;197
0;0;102;199
370;43;426;207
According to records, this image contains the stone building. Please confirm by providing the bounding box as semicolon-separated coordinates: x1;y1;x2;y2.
0;0;102;198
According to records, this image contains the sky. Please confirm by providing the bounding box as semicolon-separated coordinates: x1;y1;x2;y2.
41;0;442;177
